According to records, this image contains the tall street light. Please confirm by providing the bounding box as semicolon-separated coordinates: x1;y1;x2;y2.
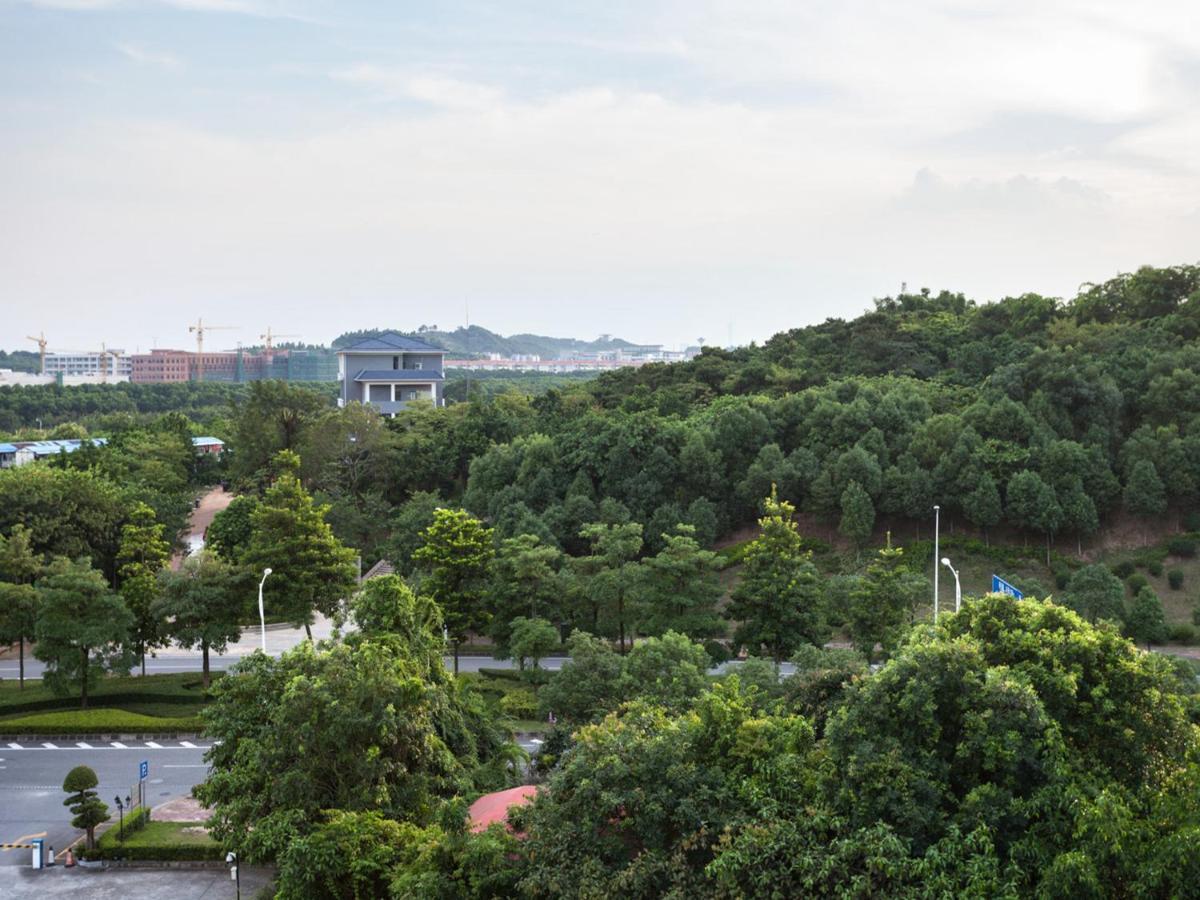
941;557;962;613
932;505;941;622
258;568;272;652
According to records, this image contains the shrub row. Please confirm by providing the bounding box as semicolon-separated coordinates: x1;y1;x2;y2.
0;710;202;735
0;692;208;718
81;842;223;862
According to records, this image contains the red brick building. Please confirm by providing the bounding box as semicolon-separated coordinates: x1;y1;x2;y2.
131;349;191;383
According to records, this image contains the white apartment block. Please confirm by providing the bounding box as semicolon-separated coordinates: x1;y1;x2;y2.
45;351;133;379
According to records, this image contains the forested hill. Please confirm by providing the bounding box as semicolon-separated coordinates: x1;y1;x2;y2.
432;264;1200;566
332;325;644;357
587;264;1200;405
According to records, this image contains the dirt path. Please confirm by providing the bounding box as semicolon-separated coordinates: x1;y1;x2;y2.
170;486;233;570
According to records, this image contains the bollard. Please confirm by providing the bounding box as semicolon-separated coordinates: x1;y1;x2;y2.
64;847;75;867
47;845;55;866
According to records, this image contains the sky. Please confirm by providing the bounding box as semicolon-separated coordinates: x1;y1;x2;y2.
1;0;1198;354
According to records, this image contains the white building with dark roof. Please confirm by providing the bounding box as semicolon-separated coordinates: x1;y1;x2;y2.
336;332;446;415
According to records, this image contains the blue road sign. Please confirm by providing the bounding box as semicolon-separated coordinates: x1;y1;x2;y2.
139;760;149;781
991;574;1024;599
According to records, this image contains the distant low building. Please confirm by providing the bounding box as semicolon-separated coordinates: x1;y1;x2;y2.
0;443;16;468
191;436;225;455
45;351;132;379
129;348;338;384
10;438;108;467
337;332;446;415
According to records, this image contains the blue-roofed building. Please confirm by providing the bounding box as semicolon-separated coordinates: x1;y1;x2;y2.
0;443;16;468
192;436;225;455
10;438;108;466
337;332;446;415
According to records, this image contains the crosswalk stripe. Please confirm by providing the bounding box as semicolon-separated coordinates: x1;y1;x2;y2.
7;743;21;750
41;743;56;750
180;741;197;748
111;742;127;749
145;741;162;749
76;742;92;749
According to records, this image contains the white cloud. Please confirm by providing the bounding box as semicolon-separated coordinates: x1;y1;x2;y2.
3;0;1200;348
24;0;306;16
332;66;504;110
115;42;180;68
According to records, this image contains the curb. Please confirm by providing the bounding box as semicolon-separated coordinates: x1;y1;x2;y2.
83;859;228;870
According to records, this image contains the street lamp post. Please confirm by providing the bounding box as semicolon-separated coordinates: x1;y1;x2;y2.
114;795;123;840
933;505;941;623
226;851;241;900
941;557;962;613
258;568;272;652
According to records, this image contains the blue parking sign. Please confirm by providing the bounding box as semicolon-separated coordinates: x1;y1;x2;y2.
140;760;149;781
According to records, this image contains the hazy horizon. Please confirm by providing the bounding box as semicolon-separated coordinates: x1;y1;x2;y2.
3;1;1198;354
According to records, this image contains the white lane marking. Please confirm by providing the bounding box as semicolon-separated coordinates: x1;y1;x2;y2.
0;744;210;752
7;743;21;750
76;742;92;749
180;741;197;748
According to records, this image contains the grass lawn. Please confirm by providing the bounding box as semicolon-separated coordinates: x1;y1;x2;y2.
87;820;221;861
0;672;212;733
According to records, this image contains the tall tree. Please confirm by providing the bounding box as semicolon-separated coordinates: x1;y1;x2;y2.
0;524;41;584
489;533;563;653
839;480;875;550
244;451;358;640
116;502;171;676
1058;478;1099;557
35;557;134;708
507;616;559;671
205;495;260;563
962;473;1003;545
1125;586;1167;648
230;380;330;483
1006;469;1061;563
0;583;39;690
0;524;42;688
636;524;724;638
1064;564;1126;624
846;541;923;660
412;507;495;673
1123;459;1167;544
156;551;249;689
576;521;643;653
726;488;825;665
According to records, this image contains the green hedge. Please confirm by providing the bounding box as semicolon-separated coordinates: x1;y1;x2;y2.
0;692;208;719
0;709;202;735
82;820;221;862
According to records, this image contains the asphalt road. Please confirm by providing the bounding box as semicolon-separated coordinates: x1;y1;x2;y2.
0;864;274;899
0;741;210;868
0;652;542;680
2;651;798;680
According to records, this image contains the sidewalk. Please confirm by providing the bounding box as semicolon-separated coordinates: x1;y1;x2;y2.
170;487;233;571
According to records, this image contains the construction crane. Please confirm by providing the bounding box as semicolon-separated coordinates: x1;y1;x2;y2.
26;332;48;375
188;318;237;382
100;343;121;384
260;327;300;351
